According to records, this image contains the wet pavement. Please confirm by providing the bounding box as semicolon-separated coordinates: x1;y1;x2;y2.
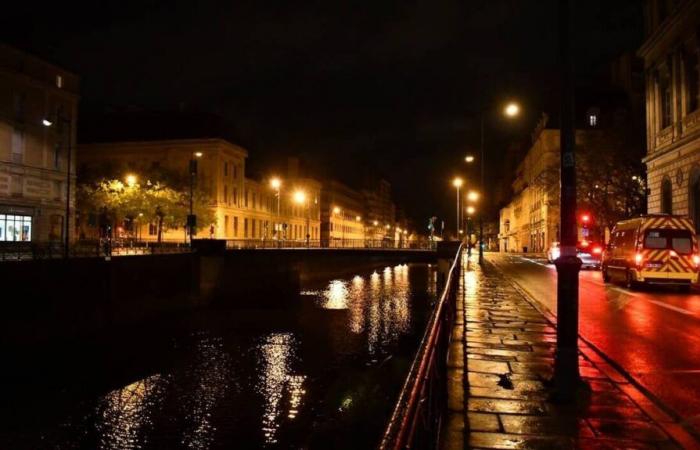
0;263;437;449
442;254;699;449
489;253;700;439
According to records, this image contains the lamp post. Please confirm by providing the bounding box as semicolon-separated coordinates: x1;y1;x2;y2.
465;100;520;263
554;0;582;399
452;177;463;240
294;190;309;248
466;206;476;256
42;110;72;258
355;215;361;248
333;206;343;247
188;151;203;245
270;177;282;240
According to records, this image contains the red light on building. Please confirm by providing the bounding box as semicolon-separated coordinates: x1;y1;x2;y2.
581;213;591;224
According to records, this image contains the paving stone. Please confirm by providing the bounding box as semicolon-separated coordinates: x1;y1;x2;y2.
467;412;501;432
470;386;548;401
467;359;511;374
468;432;574;449
508;362;554;378
499;415;595;437
468;398;549;415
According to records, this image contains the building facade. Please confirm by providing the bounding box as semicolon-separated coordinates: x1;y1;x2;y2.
639;0;700;231
320;180;365;246
0;44;79;243
361;178;396;241
78;139;322;242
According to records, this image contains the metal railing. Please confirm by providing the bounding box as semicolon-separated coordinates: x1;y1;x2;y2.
0;240;191;261
225;238;437;250
379;243;463;450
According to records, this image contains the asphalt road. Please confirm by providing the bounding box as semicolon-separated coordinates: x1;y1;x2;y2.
488;253;700;433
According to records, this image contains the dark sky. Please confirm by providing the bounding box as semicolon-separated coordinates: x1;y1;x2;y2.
2;0;644;228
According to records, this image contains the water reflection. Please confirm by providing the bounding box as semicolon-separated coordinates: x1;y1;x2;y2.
256;333;306;445
319;264;412;356
96;374;164;450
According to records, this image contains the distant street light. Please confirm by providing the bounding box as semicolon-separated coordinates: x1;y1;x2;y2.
504;102;521;117
270;177;282;240
467;191;480;202
355;215;361;222
453;177;463;238
125;174;138;187
466;206;476;215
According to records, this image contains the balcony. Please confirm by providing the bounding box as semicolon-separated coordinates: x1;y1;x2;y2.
655;125;674;148
682;109;700;136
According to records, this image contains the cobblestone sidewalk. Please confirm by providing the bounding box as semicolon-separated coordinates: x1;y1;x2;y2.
441;254;699;450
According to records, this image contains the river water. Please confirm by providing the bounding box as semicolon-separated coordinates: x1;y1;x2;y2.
1;263;437;449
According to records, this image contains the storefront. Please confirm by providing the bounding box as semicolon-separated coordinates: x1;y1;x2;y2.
0;206;34;242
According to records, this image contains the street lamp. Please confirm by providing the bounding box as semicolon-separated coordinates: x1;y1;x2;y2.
125;174;138;187
188;151;203;244
293;190;310;247
452;177;463;239
333;206;344;247
43;110;72;258
467;190;479;202
466;100;521;263
270;177;282;240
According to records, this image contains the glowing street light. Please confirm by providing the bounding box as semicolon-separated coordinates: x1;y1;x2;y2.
467;206;476;215
125;174;138;187
467;191;479;202
355;215;361;222
270;177;282;240
504;102;521;118
453;177;463;238
270;177;282;189
293;190;307;204
42;118;53;127
465;155;475;163
333;206;341;214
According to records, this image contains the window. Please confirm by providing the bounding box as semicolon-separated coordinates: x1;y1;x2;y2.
224;215;229;236
659;70;673;128
252;219;256;238
53;180;62;201
11;129;25;163
661;176;673;214
588;114;598;127
244;218;248;238
224;185;228;204
253;193;257;209
244;189;248;207
0;214;32;241
233;216;238;237
149;223;158;236
644;229;693;254
10;176;22;196
224;162;228;177
233;188;238;206
49;215;63;241
56;74;63;88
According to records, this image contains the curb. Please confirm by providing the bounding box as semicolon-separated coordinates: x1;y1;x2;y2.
484;258;700;449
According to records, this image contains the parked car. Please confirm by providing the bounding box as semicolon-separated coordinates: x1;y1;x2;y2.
577;240;603;269
602;214;699;289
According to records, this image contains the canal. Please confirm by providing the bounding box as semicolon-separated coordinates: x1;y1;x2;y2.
1;262;437;449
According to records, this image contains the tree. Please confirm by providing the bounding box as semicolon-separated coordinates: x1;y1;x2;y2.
77;174;215;243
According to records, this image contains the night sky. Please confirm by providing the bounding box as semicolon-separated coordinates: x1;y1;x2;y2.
2;0;643;227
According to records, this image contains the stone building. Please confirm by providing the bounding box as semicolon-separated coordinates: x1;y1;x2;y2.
361;178;396;241
0;44;79;243
78;138;321;243
639;0;700;230
320;180;366;246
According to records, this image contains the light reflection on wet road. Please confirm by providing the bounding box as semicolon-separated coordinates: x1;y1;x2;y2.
490;253;700;434
0;263;435;449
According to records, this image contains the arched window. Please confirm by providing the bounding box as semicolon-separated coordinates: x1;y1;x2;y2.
689;168;700;233
661;176;673;214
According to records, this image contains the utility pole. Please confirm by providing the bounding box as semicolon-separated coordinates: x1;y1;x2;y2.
479;114;485;263
553;0;582;399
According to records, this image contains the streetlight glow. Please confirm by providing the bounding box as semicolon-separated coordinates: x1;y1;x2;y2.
293;190;307;204
465;155;475;163
467;206;476;215
270;177;281;189
504;102;520;117
333;206;341;214
194;151;203;158
42;118;53;127
125;174;138;187
373;220;378;226
452;177;463;188
467;191;479;202
355;215;361;221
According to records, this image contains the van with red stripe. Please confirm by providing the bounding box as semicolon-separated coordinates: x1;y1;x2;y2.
602;215;699;289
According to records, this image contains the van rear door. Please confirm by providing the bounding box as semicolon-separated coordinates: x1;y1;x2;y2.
643;229;694;277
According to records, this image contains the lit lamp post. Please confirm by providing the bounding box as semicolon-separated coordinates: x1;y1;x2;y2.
188;151;203;244
270;177;282;240
333;206;344;247
355;215;362;247
42;111;73;258
125;174;138;240
465;100;520;263
293;190;309;248
452;177;463;240
466;205;476;255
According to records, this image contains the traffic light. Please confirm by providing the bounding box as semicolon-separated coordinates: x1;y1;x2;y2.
580;213;591;224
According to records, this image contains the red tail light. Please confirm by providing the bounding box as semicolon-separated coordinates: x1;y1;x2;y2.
693;255;700;267
634;253;644;267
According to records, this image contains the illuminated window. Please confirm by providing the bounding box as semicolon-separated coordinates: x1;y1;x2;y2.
588;114;597;127
56;74;63;88
0;214;32;241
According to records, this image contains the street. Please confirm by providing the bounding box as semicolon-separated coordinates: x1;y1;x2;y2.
489;252;700;434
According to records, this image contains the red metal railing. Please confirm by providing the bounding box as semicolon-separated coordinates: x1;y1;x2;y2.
379;243;463;450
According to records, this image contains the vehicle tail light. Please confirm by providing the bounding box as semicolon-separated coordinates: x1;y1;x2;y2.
693;254;700;267
592;246;602;255
634;253;644;267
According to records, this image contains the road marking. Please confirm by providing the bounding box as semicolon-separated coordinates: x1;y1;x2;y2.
520;257;551;268
646;299;696;316
610;287;639;297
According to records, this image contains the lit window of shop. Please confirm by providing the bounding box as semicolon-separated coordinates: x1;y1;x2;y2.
0;214;32;241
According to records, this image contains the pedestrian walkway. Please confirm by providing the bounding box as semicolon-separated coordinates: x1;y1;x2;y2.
441;254;698;449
